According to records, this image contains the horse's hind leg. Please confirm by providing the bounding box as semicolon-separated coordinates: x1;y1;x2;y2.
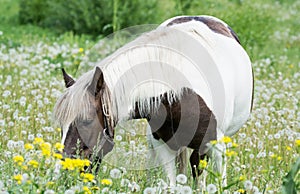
176;147;188;175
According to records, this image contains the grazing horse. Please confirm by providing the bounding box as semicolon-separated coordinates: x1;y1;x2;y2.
53;15;253;186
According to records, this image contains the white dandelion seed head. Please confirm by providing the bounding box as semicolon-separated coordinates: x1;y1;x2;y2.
64;189;75;194
120;178;130;187
180;186;192;194
206;183;217;194
143;187;156;194
176;174;187;184
130;182;140;192
110;168;121;179
44;189;55;194
115;135;122;141
244;180;253;190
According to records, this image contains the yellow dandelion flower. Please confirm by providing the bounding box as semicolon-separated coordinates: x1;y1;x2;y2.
239;175;246;181
295;139;300;147
277;156;282;161
56;127;61;132
13;155;24;165
232;142;239;148
199;160;207;169
53;153;63;159
79;48;84;53
270;154;277;158
46;181;55;186
14;174;23;184
83;186;91;194
210;140;217;145
22;165;28;170
91;186;100;190
225;150;237;157
286;146;292;151
101;179;113;186
61;158;75;171
24;143;34;150
220;136;232;144
54;143;64;152
81;173;95;182
33;137;44;145
237;189;245;193
28;160;39;168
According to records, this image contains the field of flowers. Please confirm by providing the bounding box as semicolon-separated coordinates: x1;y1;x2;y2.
0;0;299;193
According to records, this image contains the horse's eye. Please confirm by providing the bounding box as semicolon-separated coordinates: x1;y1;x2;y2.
81;119;93;125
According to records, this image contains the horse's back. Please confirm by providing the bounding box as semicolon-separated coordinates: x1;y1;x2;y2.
160;16;253;137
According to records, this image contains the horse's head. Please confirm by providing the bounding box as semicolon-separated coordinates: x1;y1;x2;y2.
54;67;115;165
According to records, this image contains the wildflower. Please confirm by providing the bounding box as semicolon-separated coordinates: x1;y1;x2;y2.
61;158;75;170
199;160;207;169
90;186;100;190
206;184;217;194
53;153;63;159
180;186;192;194
220;136;232;143
28;160;39;168
46;181;55;186
210;140;217;145
64;189;75;194
286;146;292;151
82;186;91;194
176;174;187;184
226;150;237;157
277;156;282;161
55;143;64;152
130;182;140;192
144;187;156;194
232;142;239;148
44;190;55;194
295;139;300;147
239;175;246;181
24;143;34;150
110;168;121;179
79;48;84;53
33;137;44;145
101;179;113;186
237;189;245;193
244;180;253;190
13;155;24;165
56;128;61;132
14;174;23;184
81;173;95;182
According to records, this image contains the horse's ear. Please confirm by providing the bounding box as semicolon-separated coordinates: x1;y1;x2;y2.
62;68;75;88
88;67;104;96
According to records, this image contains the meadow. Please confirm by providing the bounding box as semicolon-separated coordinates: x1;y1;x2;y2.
0;0;299;193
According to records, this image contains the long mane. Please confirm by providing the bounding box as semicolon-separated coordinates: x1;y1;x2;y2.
54;19;230;126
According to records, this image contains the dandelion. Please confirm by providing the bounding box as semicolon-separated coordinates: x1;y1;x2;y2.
53;153;63;159
286;146;292;151
110;168;121;179
55;142;64;152
13;174;23;184
206;184;217;194
33;137;44;145
81;173;95;182
28;160;39;168
120;178;130;187
44;189;55;194
13;155;24;165
64;189;75;194
239;175;246;181
176;174;187;184
237;189;245;193
101;179;113;186
180;186;192;194
244;180;253;190
79;48;84;53
220;136;232;143
225;150;237;157
24;143;34;150
295;139;300;147
82;186;91;194
210;140;217;145
130;182;140;192
199;160;207;169
90;186;100;190
143;187;156;194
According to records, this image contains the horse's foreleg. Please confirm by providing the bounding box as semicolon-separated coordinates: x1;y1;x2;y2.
146;125;177;186
176;147;188;175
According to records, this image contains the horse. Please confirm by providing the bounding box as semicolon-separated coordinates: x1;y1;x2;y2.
53;15;253;186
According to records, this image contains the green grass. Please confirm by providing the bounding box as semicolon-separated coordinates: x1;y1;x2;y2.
0;0;299;193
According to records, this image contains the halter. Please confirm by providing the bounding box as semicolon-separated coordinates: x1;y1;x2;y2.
101;102;114;141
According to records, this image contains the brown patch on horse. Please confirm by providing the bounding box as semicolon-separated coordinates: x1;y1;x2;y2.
167;16;241;44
